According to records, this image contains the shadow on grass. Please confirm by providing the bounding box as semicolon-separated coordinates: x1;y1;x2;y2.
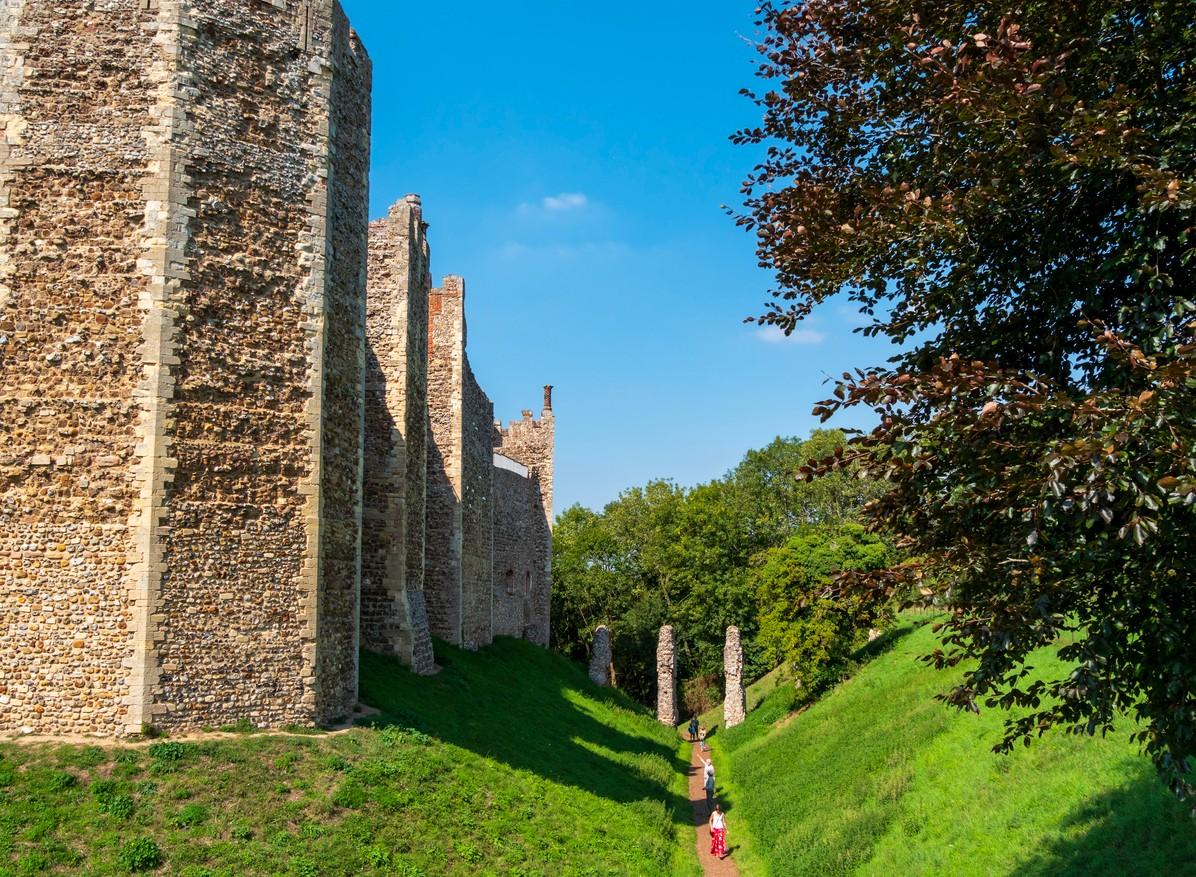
1007;766;1196;877
359;637;692;821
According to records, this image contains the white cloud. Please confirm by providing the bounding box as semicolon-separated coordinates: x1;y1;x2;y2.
756;325;826;345
542;192;588;212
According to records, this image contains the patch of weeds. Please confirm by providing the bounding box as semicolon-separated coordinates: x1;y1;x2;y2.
322;755;350;772
101;794;136;820
229;821;254;841
291;858;319;877
171;804;208;828
330;778;366;809
46;771;78;792
118;837;163;872
363;844;391;867
218;718;257;735
298;822;323;839
274;752;299;773
147;742;192;763
455;841;483;864
170;786;193;801
114;750;140;765
62;746;106;768
137;781;157;797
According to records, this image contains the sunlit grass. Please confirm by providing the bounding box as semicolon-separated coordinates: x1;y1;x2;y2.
713;617;1196;877
0;638;700;877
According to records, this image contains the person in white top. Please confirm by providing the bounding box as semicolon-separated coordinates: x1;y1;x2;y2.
701;757;715;813
709;804;727;859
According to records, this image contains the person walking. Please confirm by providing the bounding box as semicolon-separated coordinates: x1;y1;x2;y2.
688;716;699;742
709;804;728;859
702;758;716;814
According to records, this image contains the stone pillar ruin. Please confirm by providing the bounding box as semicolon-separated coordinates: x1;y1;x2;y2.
588;625;612;686
723;626;747;729
656;625;679;726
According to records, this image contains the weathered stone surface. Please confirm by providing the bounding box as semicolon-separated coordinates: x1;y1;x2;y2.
493;390;554;646
0;0;371;737
0;1;553;739
723;625;747;729
588;625;612;686
657;624;678;726
362;197;434;675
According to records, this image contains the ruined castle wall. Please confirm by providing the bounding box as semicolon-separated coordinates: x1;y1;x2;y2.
492;466;544;640
0;0;370;736
497;399;555;646
362;197;434;673
460;362;495;649
0;1;157;735
424;279;464;644
316;6;371;720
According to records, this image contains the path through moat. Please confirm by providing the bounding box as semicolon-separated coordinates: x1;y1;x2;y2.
688;741;741;877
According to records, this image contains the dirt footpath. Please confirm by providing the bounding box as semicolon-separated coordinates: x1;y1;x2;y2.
688;741;740;877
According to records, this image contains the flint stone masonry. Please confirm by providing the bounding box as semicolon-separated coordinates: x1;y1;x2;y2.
361;196;434;675
1;2;554;738
656;624;678;727
723;625;746;729
588;625;612;686
419;273;553;651
0;0;370;737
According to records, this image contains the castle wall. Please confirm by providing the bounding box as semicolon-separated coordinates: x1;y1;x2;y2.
497;397;555;646
460;362;495;649
0;0;371;736
362;197;434;673
424;278;464;644
0;0;158;736
492;465;544;640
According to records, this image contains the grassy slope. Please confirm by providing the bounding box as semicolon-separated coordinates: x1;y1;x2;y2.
712;617;1196;877
0;639;700;877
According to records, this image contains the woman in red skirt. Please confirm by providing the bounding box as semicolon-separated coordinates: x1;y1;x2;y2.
709;804;727;858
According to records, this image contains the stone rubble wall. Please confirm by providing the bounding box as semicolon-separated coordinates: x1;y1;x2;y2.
1;0;552;738
460;360;495;650
656;624;678;727
0;0;371;737
723;625;746;729
424;278;464;644
496;398;554;645
361;196;434;674
0;0;156;736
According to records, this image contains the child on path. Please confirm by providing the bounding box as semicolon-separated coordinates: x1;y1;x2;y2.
709;804;727;859
699;726;709;751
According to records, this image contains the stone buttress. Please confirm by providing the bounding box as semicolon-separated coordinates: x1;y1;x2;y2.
0;0;371;736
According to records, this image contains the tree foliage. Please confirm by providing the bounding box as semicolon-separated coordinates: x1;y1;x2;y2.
755;523;895;690
737;0;1196;794
551;431;883;706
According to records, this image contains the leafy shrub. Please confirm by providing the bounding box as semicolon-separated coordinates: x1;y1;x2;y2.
363;844;391;867
229;821;254;841
118;837;163;872
100;794;135;820
291;857;319;877
682;674;721;716
322;755;350;772
331;779;366;809
47;771;77;791
147;742;191;763
114;750;140;765
171;804;208;828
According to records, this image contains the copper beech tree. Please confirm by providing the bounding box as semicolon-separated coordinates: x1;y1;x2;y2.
736;1;1196;794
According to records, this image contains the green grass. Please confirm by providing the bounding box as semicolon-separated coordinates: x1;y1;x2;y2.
0;638;700;877
711;617;1196;877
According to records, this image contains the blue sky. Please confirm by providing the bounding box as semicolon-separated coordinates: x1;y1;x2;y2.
341;1;891;513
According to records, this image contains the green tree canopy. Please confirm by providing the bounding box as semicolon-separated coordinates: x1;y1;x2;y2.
737;1;1196;793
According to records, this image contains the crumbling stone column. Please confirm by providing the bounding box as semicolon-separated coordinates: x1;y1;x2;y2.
656;625;679;726
723;626;747;729
588;625;612;686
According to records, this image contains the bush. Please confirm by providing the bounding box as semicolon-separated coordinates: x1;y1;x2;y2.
682;674;721;716
118;838;163;872
171;804;208;828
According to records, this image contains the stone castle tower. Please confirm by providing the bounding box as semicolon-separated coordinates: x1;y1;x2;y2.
0;3;553;737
